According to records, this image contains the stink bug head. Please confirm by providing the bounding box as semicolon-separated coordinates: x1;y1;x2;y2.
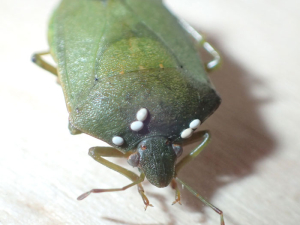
129;137;180;188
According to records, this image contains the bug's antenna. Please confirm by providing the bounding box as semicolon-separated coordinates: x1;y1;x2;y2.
176;177;225;225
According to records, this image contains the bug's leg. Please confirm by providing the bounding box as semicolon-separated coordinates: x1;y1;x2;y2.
176;130;211;173
179;19;221;72
175;130;225;225
170;178;182;205
177;178;225;225
32;51;58;76
137;182;153;210
202;41;221;73
77;147;153;209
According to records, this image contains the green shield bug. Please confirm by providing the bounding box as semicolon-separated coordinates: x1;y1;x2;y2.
33;0;225;224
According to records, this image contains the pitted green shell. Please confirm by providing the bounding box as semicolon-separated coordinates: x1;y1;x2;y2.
48;0;221;153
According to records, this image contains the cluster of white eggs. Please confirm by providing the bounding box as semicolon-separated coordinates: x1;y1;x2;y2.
112;108;201;146
112;108;148;146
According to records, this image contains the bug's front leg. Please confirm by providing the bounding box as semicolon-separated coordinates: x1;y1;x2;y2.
176;130;211;173
77;146;153;209
137;182;153;210
175;130;225;225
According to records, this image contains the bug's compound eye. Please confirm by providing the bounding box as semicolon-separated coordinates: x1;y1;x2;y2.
127;152;140;167
172;143;183;157
141;144;147;150
138;140;148;151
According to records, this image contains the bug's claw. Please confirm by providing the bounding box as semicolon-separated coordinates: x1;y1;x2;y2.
141;193;153;210
144;203;154;211
138;183;153;210
170;179;182;205
172;192;182;205
172;199;182;205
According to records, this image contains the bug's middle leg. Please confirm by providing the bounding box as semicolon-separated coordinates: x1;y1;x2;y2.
175;131;225;225
77;146;153;209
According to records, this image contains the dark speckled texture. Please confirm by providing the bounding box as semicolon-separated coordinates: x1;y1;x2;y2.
48;0;221;153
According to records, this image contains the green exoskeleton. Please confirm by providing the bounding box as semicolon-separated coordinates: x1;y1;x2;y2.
32;0;224;224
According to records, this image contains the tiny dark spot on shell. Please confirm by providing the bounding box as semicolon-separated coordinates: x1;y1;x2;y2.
125;93;133;101
180;65;184;69
95;77;98;81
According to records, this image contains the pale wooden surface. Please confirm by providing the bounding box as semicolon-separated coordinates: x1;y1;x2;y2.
1;0;300;224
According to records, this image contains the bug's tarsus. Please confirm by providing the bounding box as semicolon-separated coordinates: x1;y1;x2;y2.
144;203;153;211
77;190;92;200
171;178;182;205
137;183;153;210
203;41;221;72
78;179;154;210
